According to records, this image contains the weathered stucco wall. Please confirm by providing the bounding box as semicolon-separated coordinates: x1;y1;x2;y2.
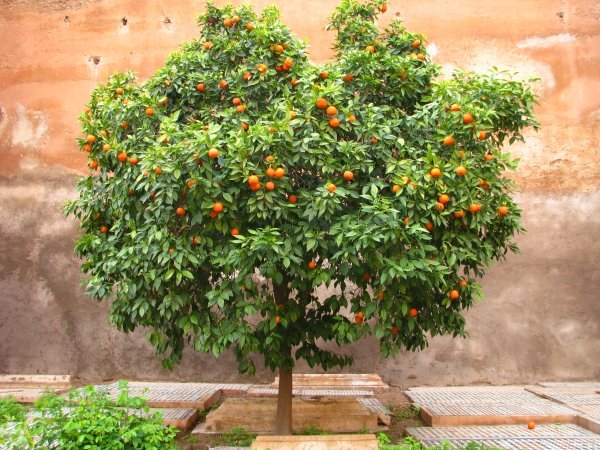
0;0;598;385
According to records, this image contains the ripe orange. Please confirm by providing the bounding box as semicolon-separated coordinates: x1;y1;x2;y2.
459;150;465;158
449;290;459;300
145;107;154;116
348;115;357;122
417;53;425;60
316;98;328;109
308;260;317;270
102;144;110;152
381;3;388;13
485;153;494;161
213;202;223;213
430;168;442;178
329;117;340;127
326;105;338;116
248;175;259;186
450;104;461;112
232;15;240;23
155;167;162;175
265;155;275;162
459;279;468;287
434;202;445;212
528;421;535;430
86;135;96;143
403;217;410;224
274;167;285;179
231;228;240;236
241;121;249;131
223;18;233;28
391;326;398;334
265;181;275;191
343;170;354;181
478;130;488;140
232;97;241;106
454;210;465;218
243;72;251;81
210;211;218;218
355;315;363;324
204;41;212;50
288;195;297;203
257;63;268;74
275;316;281;324
89;160;98;170
377;291;385;300
129;156;138;165
469;203;482;213
250;182;261;191
320;71;328;79
197;83;205;92
365;45;375;53
443;136;455;146
343;74;354;82
463;113;473;124
219;79;229;89
115;87;124;95
187;179;196;188
327;183;337;192
289;110;296;119
266;167;275;178
84;144;92;152
282;58;293;70
176;207;185;216
100;226;108;233
208;148;219;159
120;121;128;128
275;44;284;53
236;104;246;113
371;137;379;144
456;166;467;176
425;221;433;231
439;194;450;204
392;184;401;193
409;308;418;317
246;23;254;31
498;206;509;216
117;151;127;162
193;236;199;246
412;39;420;49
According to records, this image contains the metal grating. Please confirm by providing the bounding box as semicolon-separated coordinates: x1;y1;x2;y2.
407;424;600;450
423;401;579;417
407;389;547;407
358;397;392;416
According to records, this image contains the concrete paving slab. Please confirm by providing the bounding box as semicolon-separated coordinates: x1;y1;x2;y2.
357;397;392;426
250;434;378;450
247;386;374;398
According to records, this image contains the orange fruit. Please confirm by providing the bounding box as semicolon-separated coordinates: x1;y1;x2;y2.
117;151;127;162
417;53;425;60
308;260;317;270
316;98;328;109
274;167;285;179
454;210;465;218
129;156;138;165
485;153;494;161
449;290;459;300
197;83;205;92
450;104;461;112
275;316;281;324
392;184;401;193
478;130;488;140
100;226;108;233
243;72;252;81
459;279;468;287
176;207;186;216
329;117;340;127
102;144;110;152
231;228;240;236
463;113;473;124
412;39;420;49
89;160;98;169
391;326;398;335
86;135;96;143
326;105;338;116
469;203;482;213
208;148;219;159
115;87;124;95
223;18;233;28
248;175;260;186
232;97;241;106
320;71;328;79
84;144;92;152
456;166;467;176
155;167;162;175
365;45;375;53
204;41;212;50
438;194;450;204
403;217;410;224
265;155;275;162
371;137;379;144
266;167;276;178
409;308;418;317
145;107;154;116
343;170;354;181
213;202;223;213
528;421;535;430
348;115;357;122
434;202;445;212
498;206;509;216
241;121;249;131
99;130;107;137
326;183;337;192
193;236;199;246
355;315;363;324
246;23;254;31
343;74;354;82
250;183;261;191
187;179;196;188
377;291;385;300
288;195;297;203
232;15;240;23
275;44;284;53
120;121;128;128
236;104;246;113
265;181;275;191
430;168;442;178
443;136;455;146
219;79;228;89
290;110;296;119
425;221;433;231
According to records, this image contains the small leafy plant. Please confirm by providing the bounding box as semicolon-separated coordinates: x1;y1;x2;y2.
297;424;332;435
214;426;256;446
0;381;179;449
0;396;27;425
377;433;502;449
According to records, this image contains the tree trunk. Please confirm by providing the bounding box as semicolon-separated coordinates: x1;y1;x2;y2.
275;363;293;434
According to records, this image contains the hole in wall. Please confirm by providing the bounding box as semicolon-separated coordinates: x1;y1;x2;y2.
164;16;171;24
88;56;101;65
122;17;128;26
64;15;70;23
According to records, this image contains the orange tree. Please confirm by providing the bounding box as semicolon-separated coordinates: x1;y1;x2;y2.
65;0;538;434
